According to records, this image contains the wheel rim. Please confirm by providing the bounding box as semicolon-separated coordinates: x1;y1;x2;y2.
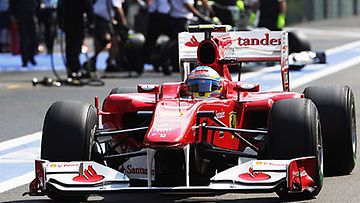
317;119;324;179
351;101;357;161
89;124;98;160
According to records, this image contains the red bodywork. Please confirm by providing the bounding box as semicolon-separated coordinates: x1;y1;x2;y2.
100;27;295;153
101;83;301;152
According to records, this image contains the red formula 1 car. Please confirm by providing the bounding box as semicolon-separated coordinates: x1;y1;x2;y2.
26;25;356;201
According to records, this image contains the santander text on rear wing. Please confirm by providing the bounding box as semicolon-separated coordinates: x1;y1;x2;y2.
178;25;290;91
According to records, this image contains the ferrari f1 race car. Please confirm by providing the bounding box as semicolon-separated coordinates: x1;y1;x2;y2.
26;25;356;201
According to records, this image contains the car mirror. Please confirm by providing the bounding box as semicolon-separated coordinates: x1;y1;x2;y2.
234;83;260;92
137;84;160;94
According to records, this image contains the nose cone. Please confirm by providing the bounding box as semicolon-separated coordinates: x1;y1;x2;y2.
144;100;200;148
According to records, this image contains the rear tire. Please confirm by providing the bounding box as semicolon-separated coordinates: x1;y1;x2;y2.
268;99;323;198
315;52;326;64
304;85;357;176
41;101;98;201
288;30;311;54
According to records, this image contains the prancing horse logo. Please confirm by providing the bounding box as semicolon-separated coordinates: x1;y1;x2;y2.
229;112;237;139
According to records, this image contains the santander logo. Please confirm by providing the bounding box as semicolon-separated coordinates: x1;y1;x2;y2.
73;165;104;183
238;33;280;46
239;167;270;181
184;33;281;47
185;35;200;47
119;164;155;176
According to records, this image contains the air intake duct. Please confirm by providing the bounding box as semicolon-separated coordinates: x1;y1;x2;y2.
197;39;219;66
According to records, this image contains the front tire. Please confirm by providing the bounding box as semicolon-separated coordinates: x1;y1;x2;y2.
41;101;98;201
268;99;323;198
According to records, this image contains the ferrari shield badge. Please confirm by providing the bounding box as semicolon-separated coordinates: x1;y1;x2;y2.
229;112;237;128
229;112;237;139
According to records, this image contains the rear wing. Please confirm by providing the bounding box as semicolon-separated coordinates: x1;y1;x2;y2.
178;25;290;91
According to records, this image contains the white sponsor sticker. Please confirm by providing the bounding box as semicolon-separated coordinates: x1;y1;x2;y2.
252;160;288;171
119;155;155;180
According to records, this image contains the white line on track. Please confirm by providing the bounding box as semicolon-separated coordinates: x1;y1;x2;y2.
290;28;360;38
0;159;35;163
0;172;34;193
291;56;360;88
0;132;41;193
241;65;279;80
0;131;41;152
269;56;360;91
326;40;360;55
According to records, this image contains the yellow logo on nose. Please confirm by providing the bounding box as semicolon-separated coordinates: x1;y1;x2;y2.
229;112;237;139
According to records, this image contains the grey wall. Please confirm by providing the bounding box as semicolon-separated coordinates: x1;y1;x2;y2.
286;0;359;25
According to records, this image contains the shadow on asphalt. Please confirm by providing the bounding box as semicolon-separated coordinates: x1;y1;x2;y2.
3;194;316;203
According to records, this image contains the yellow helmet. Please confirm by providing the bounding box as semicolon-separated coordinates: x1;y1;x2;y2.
185;66;222;99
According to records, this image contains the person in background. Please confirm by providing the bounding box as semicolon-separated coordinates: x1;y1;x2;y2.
246;0;260;28
9;0;39;67
257;0;286;31
212;0;236;27
38;0;58;54
168;0;214;72
90;0;128;73
169;0;213;35
255;0;285;66
0;0;9;53
141;0;171;75
57;0;94;81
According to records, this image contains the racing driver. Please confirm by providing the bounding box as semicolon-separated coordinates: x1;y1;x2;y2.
182;66;223;99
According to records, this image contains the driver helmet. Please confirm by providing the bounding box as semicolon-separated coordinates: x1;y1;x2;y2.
185;66;222;98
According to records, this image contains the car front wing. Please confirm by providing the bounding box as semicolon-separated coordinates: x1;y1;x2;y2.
25;154;318;196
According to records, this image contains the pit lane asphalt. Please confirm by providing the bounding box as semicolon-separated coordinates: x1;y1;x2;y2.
1;16;360;202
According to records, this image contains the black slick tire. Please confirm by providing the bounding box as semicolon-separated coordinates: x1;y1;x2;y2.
304;85;357;176
268;98;323;198
41;101;98;201
288;30;311;54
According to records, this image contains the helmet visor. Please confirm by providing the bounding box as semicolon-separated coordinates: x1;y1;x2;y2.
187;79;221;93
